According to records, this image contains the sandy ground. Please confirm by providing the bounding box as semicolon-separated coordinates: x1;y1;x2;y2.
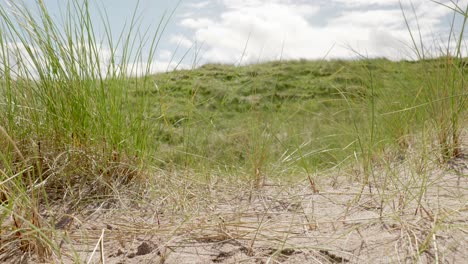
1;156;467;264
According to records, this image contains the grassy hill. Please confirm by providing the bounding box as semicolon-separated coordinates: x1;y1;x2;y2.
136;58;465;174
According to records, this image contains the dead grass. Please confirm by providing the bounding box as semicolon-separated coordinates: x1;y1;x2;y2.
2;152;465;264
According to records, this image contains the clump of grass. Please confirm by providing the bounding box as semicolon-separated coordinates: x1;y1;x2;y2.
0;0;170;259
400;0;467;162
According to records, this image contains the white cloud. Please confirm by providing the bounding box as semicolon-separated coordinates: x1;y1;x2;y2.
124;61;191;76
180;18;214;29
185;2;324;63
0;42;39;78
0;42;118;79
333;0;465;8
332;0;401;7
223;0;319;16
186;1;212;9
329;10;403;29
176;0;468;63
0;41;187;79
158;49;173;60
169;34;194;49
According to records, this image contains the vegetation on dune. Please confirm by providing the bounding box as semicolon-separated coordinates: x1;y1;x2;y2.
0;0;466;262
144;57;465;173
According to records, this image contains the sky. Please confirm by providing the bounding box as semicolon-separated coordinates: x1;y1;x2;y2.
2;0;468;75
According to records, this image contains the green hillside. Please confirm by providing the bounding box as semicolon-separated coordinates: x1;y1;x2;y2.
133;58;465;175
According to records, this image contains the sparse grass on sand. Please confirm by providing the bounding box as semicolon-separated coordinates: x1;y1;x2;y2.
0;0;467;263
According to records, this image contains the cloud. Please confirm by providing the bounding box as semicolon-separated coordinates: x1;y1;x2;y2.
180;18;214;29
176;0;467;64
0;42;118;79
169;34;194;48
329;10;403;29
183;2;324;63
124;60;191;77
332;0;401;7
0;42;39;78
332;0;465;8
223;0;319;16
186;1;212;9
158;49;173;60
0;41;185;79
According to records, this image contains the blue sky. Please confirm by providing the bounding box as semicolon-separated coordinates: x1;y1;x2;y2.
3;0;468;74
